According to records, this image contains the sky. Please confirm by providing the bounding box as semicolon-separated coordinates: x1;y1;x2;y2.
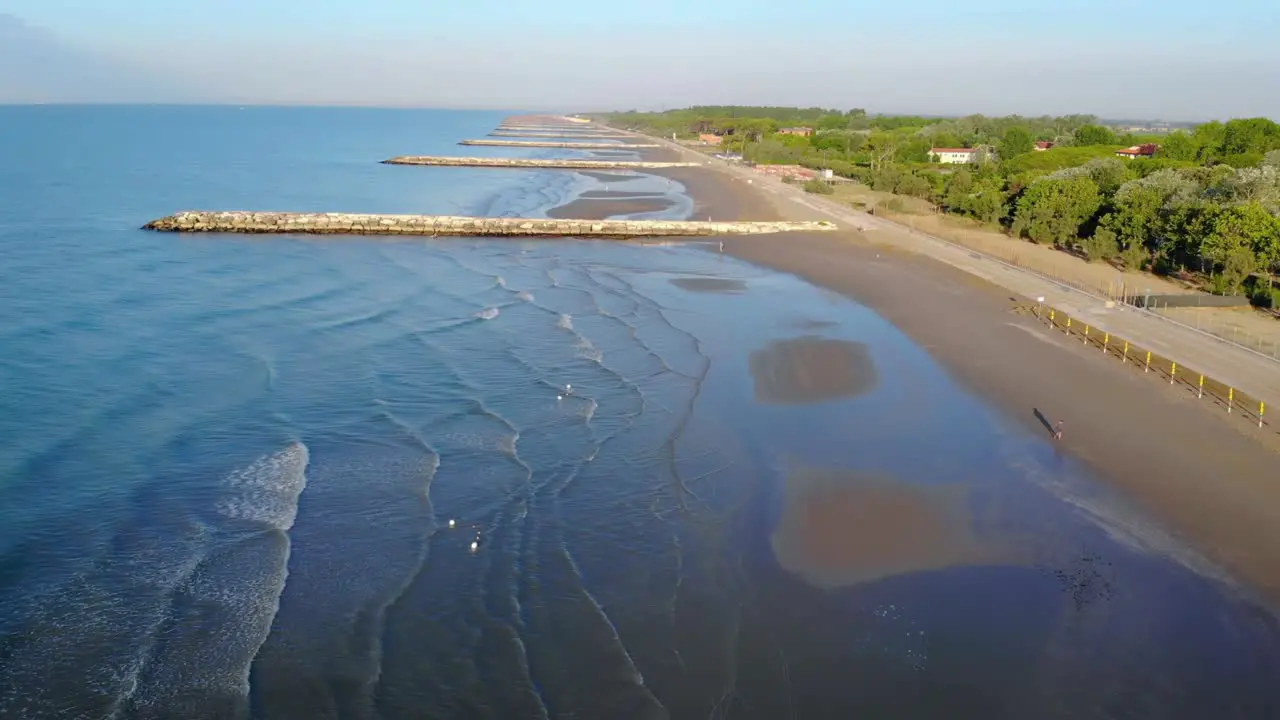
2;0;1278;119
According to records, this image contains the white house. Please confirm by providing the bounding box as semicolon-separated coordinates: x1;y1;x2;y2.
930;147;979;164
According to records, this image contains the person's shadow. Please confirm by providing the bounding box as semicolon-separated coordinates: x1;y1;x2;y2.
1032;408;1056;438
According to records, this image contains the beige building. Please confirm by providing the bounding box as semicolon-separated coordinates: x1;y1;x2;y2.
930;147;979;164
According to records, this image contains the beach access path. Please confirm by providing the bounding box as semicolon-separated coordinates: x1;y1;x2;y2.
640;132;1280;414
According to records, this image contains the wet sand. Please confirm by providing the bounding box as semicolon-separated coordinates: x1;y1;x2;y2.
576;171;636;182
772;469;1010;587
578;190;667;200
546;196;676;220
748;336;878;405
666;166;1280;607
668;277;748;294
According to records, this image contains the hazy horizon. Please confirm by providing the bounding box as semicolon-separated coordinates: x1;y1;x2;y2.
2;1;1277;122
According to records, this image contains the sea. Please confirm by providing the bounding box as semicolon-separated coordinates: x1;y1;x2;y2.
1;106;1278;720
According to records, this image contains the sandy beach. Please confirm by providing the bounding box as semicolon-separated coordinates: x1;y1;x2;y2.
598;137;1280;608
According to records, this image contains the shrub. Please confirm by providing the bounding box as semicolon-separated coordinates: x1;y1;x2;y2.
878;197;906;213
1119;243;1148;270
1082;228;1120;262
802;179;835;194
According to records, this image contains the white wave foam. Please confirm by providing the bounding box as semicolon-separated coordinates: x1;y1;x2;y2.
557;313;574;331
216;442;310;531
476;307;501;321
127;443;312;716
0;444;309;718
575;337;603;363
516;291;535;302
495;276;507;289
498;433;519;456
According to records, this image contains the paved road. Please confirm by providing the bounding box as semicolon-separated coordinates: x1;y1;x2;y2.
646;133;1280;410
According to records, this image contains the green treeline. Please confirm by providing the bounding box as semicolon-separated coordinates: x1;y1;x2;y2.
607;108;1280;301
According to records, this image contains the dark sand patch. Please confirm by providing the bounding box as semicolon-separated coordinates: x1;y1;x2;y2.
749;336;878;405
669;277;748;294
772;469;1012;588
546;197;676;221
793;318;840;330
578;191;667;200
577;171;635;182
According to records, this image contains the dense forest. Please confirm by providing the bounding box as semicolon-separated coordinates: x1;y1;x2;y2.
605;108;1280;302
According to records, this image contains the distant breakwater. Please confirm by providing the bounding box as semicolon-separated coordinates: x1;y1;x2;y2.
498;124;597;131
142;211;836;238
489;132;629;139
461;139;660;149
381;156;699;169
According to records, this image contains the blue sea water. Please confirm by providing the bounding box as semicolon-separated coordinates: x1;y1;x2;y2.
1;106;1278;719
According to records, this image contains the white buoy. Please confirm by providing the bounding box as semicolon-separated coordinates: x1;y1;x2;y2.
470;541;479;553
557;394;563;401
565;383;572;393
448;519;456;529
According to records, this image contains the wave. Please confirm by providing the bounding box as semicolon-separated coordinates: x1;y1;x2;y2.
477;307;501;321
557;313;574;331
215;442;310;530
0;443;309;720
120;443;310;719
249;451;437;719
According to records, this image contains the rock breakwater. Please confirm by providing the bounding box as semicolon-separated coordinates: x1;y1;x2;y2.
381;156;699;169
142;212;837;238
489;132;629;139
460;139;659;149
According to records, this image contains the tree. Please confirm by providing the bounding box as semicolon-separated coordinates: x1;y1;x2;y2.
945;168;974;206
1074;124;1117;146
998;126;1035;159
1191;121;1227;162
1083;227;1120;262
1158;131;1198;161
1012;176;1102;246
959;180;1008;224
1220;118;1280;156
1099;187;1161;254
1160;200;1220;271
816;114;849;131
895;173;932;198
866;132;897;169
1201;203;1279;292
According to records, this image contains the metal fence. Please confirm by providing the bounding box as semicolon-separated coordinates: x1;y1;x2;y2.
1036;305;1271;435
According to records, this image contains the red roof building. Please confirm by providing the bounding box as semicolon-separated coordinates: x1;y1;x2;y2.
1115;143;1160;158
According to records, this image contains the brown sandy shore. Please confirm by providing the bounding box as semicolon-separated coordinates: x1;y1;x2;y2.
604;139;1280;608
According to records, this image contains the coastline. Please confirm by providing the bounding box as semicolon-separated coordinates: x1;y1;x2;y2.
595;134;1280;608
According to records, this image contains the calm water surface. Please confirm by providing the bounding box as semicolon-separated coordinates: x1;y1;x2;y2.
1;107;1278;719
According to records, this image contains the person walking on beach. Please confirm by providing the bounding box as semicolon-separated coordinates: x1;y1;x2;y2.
1054;420;1064;441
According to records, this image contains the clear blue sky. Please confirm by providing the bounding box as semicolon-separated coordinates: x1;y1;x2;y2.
3;0;1277;118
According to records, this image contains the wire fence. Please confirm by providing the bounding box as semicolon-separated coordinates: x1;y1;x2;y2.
1035;304;1272;436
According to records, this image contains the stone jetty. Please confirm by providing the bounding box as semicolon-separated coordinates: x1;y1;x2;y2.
382;156;699;169
497;127;607;134
489;132;628;139
143;211;836;238
461;139;659;149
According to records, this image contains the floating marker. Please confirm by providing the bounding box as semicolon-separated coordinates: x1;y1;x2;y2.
448;519;456;529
